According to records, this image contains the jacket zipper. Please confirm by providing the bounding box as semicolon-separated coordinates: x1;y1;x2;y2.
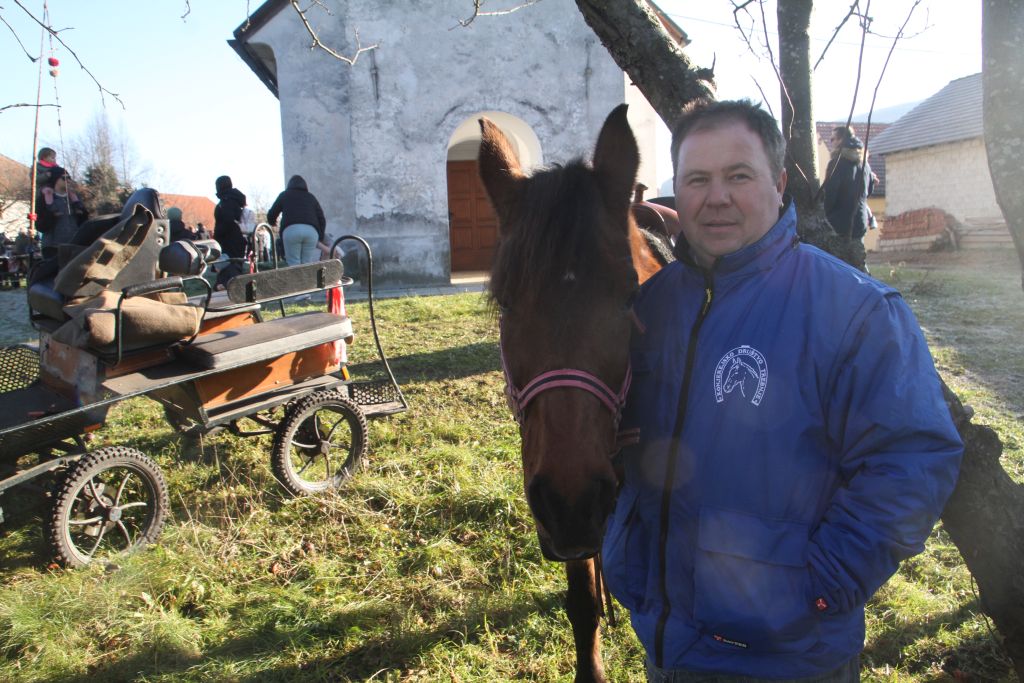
654;272;714;668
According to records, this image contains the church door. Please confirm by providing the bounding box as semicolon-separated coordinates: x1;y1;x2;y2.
447;160;498;271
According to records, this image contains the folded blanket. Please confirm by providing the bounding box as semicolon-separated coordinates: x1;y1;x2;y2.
52;290;201;351
54;204;152;302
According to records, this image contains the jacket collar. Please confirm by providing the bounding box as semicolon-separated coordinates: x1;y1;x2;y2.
674;197;798;278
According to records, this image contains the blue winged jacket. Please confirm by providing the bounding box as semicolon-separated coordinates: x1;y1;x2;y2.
602;201;963;678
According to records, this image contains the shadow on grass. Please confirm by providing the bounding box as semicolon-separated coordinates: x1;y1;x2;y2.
0;485;53;571
863;600;1012;681
47;590;566;682
348;341;500;384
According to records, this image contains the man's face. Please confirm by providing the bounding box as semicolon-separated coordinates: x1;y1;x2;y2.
830;132;844;150
673;120;786;269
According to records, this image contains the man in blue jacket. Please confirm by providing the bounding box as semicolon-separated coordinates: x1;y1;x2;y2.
602;100;963;682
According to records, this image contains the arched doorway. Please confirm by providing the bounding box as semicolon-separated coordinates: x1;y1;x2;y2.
446;113;542;272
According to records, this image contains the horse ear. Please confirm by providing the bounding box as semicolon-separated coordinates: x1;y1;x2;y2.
478;117;525;225
592;104;639;215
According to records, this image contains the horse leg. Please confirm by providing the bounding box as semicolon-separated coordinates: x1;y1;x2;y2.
565;558;605;683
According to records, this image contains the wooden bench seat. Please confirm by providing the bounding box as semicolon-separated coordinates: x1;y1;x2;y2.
178;311;352;370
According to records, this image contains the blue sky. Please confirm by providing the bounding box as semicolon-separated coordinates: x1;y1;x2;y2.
0;1;981;206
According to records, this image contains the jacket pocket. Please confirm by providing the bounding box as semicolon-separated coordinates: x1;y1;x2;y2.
692;506;819;655
602;486;647;611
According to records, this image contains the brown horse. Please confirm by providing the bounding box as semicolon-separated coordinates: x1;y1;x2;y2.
478;105;663;682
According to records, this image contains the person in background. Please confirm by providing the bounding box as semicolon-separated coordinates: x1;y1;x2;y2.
34;147;59;189
823;126;873;244
602;99;962;682
166;206;195;242
266;174;327;268
37;168;87;259
213;175;249;289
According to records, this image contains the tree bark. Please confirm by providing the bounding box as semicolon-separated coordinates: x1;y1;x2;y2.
982;0;1024;290
940;388;1024;679
775;0;861;267
573;0;715;129
777;0;819;211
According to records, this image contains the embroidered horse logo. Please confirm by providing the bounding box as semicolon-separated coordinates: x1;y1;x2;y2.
714;345;768;406
723;358;759;398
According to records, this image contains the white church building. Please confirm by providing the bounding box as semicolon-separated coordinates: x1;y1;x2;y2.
230;0;681;285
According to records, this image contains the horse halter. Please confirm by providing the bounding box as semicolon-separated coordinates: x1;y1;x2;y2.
498;325;632;432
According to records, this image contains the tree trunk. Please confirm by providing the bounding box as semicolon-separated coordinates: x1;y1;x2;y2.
982;0;1024;290
573;0;715;128
940;387;1024;679
573;0;1024;675
775;0;860;267
777;0;819;211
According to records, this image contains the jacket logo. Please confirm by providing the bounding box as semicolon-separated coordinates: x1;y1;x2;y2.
714;345;767;406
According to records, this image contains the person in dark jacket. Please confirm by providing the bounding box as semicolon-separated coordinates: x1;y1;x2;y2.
267;174;327;267
823;126;873;242
213;175;248;259
36;168;88;259
166;206;195;242
602;100;962;682
212;175;249;289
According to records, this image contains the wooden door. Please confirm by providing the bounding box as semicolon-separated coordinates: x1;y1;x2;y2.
447;160;498;271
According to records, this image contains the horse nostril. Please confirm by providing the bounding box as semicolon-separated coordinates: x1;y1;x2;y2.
582;476;618;527
526;475;555;529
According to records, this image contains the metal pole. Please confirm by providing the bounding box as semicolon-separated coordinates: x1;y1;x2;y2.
27;4;47;239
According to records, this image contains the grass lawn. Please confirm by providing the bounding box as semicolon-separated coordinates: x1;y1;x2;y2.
0;248;1021;682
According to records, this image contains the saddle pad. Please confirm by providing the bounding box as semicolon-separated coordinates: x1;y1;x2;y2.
179;311;352;370
226;260;345;304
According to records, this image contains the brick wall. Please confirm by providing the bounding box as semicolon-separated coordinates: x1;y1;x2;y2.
884;138;1000;220
877;208;957;252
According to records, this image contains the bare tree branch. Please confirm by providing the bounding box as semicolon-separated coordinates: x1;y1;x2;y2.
181;0;192;21
1;10;38;61
0;102;60;114
813;1;859;71
454;0;542;29
841;0;872;132
289;0;379;65
860;0;923;168
11;0;125;109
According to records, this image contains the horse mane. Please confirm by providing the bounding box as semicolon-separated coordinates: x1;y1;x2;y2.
488;160;633;315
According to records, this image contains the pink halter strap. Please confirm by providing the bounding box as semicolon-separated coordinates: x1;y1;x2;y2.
499;336;632;427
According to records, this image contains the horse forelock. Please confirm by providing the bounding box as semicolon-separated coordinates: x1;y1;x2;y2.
488;160;632;318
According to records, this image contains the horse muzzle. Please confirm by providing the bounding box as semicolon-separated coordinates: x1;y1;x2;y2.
527;473;617;562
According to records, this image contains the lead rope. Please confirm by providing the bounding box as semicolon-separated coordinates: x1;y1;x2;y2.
594;552;617;627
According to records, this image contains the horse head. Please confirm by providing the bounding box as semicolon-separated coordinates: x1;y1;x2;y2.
724;358;758;398
479;105;650;562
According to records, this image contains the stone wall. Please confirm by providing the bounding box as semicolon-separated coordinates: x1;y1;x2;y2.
247;0;642;286
883;138;1000;221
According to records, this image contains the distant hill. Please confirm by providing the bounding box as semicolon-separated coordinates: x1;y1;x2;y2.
820;100;922;124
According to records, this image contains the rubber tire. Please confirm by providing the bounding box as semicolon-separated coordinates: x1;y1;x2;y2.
48;446;170;569
271;389;368;496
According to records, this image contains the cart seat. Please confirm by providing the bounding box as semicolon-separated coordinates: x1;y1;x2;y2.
187;291;261;320
179;311;352;370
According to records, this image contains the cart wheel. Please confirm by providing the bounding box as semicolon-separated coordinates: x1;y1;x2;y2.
271;389;367;496
47;446;170;569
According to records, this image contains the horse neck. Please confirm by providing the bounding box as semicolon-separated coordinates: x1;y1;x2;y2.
628;221;664;284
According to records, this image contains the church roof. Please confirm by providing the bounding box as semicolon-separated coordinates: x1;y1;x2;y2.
228;0;688;99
